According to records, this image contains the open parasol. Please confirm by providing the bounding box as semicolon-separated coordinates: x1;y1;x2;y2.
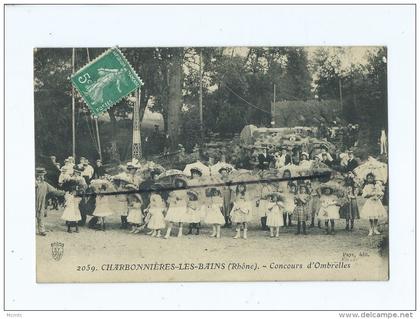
136;161;165;178
157;169;187;180
264;191;286;202
277;163;302;178
316;180;345;196
229;170;262;200
61;177;87;192
210;161;235;175
183;160;211;176
111;173;132;184
90;178;113;193
353;156;388;183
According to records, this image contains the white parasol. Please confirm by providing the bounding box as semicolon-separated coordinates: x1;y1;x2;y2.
210;161;236;175
353;156;388;183
183;160;211;176
157;169;188;180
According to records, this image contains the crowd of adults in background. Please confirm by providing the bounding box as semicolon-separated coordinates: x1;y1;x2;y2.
36;123;387;239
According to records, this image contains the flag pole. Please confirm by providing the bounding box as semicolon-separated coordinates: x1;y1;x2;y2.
86;48;103;161
199;48;204;141
72;48;76;159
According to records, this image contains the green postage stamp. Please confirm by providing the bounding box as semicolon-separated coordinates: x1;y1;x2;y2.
71;47;142;116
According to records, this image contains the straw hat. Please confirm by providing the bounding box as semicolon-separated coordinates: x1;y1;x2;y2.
35;167;47;175
126;162;138;170
187;190;199;201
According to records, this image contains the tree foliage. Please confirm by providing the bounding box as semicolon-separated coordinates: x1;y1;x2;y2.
34;46;387;162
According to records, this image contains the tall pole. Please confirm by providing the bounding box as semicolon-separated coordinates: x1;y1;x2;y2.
132;88;142;160
338;77;343;113
86;48;102;161
95;119;102;161
72;48;76;159
199;49;204;141
271;83;276;127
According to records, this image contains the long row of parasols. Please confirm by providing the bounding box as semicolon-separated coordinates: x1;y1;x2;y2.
66;156;387;203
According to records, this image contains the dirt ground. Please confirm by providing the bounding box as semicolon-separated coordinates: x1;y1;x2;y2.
36;206;389;283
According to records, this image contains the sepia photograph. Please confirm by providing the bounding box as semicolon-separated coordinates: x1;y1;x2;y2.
34;46;389;283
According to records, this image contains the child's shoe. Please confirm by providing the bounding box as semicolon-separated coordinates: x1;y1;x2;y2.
368;229;373;236
233;229;241;239
164;227;171;239
374;228;381;235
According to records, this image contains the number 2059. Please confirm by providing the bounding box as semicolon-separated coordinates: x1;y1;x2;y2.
76;264;96;272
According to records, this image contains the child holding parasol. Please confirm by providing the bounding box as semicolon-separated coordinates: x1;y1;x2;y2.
203;188;225;238
186;190;203;235
61;177;85;233
294;185;311;235
360;173;387;236
231;184;252;239
91;179;115;231
127;190;144;234
266;192;285;237
144;189;166;238
317;184;341;235
164;178;188;238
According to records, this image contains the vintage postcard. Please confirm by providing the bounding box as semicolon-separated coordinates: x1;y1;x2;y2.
35;46;388;282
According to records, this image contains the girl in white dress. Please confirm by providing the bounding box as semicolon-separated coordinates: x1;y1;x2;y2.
318;187;340;235
164;179;188;238
279;183;296;228
93;182;114;231
203;188;225;238
266;193;284;238
111;178;129;229
360;173;387;236
231;184;252;239
145;192;166;237
61;190;81;233
186;190;202;235
257;183;274;231
127;193;144;234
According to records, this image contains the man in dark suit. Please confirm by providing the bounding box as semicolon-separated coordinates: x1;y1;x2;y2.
346;150;359;172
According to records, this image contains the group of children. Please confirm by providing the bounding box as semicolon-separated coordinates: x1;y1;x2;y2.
55;166;387;238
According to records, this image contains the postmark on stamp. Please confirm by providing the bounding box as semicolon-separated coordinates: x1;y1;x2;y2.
71;47;142;116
